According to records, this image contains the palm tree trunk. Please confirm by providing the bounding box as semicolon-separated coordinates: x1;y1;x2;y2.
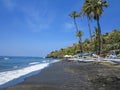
87;17;92;42
79;36;83;54
74;17;82;54
73;17;83;55
97;17;101;55
74;17;78;32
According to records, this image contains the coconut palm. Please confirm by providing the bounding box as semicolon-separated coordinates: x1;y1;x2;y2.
93;0;108;55
93;27;99;52
69;11;80;32
69;11;83;54
82;0;108;55
76;30;83;54
81;0;93;42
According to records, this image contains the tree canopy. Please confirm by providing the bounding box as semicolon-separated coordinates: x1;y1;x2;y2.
46;30;120;58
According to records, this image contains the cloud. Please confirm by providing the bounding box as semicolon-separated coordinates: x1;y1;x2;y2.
22;6;55;32
1;0;55;32
26;18;50;32
1;0;16;11
64;22;75;31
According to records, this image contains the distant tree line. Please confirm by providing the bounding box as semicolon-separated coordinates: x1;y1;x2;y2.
69;0;109;55
46;30;120;58
46;0;120;58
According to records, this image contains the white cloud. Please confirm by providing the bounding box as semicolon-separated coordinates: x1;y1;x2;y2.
64;22;75;31
1;0;55;32
1;0;16;11
22;6;55;32
26;18;50;32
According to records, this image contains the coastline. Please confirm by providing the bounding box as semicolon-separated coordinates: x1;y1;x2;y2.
4;60;120;90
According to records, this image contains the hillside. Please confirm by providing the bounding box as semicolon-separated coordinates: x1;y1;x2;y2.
46;29;120;58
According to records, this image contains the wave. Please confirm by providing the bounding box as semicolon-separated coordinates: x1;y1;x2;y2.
29;62;40;65
4;58;9;60
51;59;61;63
0;63;49;86
0;57;9;60
13;66;18;69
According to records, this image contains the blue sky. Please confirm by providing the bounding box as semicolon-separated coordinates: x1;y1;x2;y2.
0;0;119;57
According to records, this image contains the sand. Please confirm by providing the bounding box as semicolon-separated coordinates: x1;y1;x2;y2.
4;60;120;90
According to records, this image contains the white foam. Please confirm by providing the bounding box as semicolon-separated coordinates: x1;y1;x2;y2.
0;63;49;85
29;62;40;65
4;58;9;60
13;66;18;68
51;59;61;63
42;60;47;63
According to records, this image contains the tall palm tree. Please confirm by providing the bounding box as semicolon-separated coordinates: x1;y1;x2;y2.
93;0;108;55
69;11;80;32
76;30;83;54
82;0;108;55
81;0;93;42
93;27;99;52
69;11;83;54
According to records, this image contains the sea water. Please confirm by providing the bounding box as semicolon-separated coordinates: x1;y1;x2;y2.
0;56;60;88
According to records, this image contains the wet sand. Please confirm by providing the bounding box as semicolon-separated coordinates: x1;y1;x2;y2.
4;60;120;90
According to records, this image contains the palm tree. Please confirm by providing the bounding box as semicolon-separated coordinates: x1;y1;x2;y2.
93;27;99;52
82;0;108;55
69;11;80;32
76;30;83;54
69;11;83;54
81;0;93;42
93;0;108;55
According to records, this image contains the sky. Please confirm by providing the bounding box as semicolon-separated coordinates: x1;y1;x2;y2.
0;0;119;57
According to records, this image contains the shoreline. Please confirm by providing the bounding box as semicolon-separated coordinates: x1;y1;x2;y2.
4;60;120;90
0;63;50;89
0;58;60;89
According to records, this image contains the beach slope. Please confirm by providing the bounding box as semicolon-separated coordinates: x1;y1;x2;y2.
5;60;120;90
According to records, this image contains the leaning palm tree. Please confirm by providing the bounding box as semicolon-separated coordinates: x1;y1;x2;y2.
81;0;93;42
69;11;83;54
69;11;80;32
76;30;83;54
82;0;108;55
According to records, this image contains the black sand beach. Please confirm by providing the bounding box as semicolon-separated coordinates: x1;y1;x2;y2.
4;60;120;90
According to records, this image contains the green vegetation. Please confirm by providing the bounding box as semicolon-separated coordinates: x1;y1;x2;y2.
46;0;120;58
46;30;120;58
76;30;83;54
81;0;109;55
69;11;83;54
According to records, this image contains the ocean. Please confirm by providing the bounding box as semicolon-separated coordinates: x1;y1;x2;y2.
0;56;60;89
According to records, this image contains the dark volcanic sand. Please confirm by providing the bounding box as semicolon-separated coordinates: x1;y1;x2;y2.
4;60;120;90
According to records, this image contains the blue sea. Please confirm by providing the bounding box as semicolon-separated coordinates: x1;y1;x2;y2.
0;56;60;89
